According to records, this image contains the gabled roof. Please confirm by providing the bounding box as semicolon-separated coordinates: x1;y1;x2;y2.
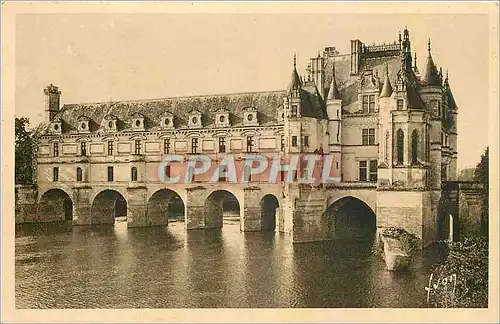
299;81;327;119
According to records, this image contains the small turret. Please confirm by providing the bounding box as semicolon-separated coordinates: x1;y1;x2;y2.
379;64;393;98
413;52;420;75
326;62;341;101
420;38;441;86
288;54;302;92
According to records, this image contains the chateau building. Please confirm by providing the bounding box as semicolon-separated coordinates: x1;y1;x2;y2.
19;28;466;246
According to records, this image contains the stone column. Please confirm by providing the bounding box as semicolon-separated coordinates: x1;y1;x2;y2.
127;185;147;227
185;186;207;229
73;185;92;225
242;187;261;231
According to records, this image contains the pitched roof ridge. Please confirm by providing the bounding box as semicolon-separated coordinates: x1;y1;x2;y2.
61;89;286;108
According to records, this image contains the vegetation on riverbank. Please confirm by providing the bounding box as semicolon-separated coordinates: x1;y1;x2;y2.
428;236;488;308
372;227;421;259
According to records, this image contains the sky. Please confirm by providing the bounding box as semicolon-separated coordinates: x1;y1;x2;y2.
15;13;490;169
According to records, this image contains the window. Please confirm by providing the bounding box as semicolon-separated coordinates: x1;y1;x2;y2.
219;137;226;153
292;136;298;147
107;141;114;156
76;167;83;182
291;105;298;117
280;170;286;182
107;166;114;182
359;161;367;181
369;95;376;112
362;95;376;113
131;166;138;182
53;167;59;182
362;128;375;145
397;99;404;110
303;136;309;147
191;138;198;154
134;140;141;155
369;160;378;182
362;95;368;113
281;135;285;151
164;138;170;154
411;130;419;164
396;129;404;164
385;131;390;163
218;166;227;182
53;143;59;157
442;164;448;182
438;102;441;117
165;165;171;179
243;166;252;182
246;136;254;152
188;166;195;182
81;142;87;157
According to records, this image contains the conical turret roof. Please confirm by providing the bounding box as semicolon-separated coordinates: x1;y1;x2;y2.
420;39;441;86
379;65;393;98
326;63;341;100
288;54;302;91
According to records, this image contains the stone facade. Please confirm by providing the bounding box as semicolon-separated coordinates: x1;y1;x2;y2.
18;27;475;246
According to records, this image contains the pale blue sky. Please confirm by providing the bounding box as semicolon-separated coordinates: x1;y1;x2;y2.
15;13;489;169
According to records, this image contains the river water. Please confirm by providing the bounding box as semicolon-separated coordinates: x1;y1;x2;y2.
15;220;434;308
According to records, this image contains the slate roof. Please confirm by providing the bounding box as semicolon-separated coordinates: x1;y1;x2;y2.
50;91;285;134
44;38;452;135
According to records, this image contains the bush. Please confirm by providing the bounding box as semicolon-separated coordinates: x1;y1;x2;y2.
372;227;421;258
427;236;488;308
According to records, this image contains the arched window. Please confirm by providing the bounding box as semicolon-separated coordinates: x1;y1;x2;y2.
385;131;390;163
396;129;404;164
76;167;83;182
131;166;138;182
411;130;419;164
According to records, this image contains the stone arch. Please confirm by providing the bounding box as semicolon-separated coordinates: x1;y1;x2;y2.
146;189;185;226
38;188;73;221
204;190;241;228
91;189;127;224
437;195;459;242
325;196;376;240
260;194;279;231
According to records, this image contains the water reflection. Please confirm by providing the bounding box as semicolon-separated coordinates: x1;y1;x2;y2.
16;221;430;308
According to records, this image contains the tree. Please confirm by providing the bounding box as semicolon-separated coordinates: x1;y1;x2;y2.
473;147;489;184
473;146;489;236
15;117;35;184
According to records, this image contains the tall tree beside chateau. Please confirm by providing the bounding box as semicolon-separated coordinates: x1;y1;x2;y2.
474;147;489;184
15;117;35;184
474;146;489;235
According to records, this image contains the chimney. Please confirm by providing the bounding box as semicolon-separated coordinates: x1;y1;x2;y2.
44;84;61;122
350;39;363;75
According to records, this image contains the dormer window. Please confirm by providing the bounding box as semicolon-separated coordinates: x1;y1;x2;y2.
77;115;91;133
243;107;258;126
51;117;62;134
397;99;404;110
215;108;230;128
130;112;145;131
161;111;174;129
103;114;118;132
188;109;202;128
